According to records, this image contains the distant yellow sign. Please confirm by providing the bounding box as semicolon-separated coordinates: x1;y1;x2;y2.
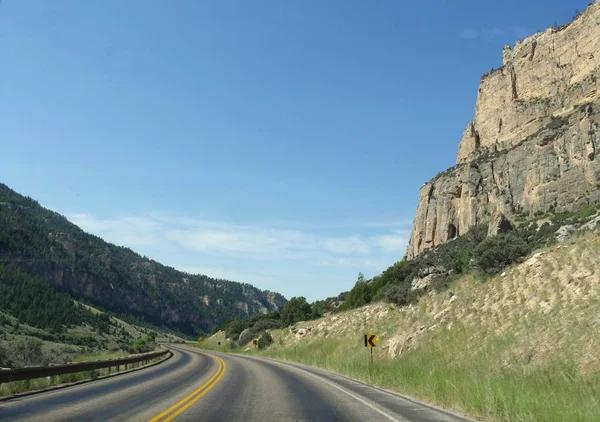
364;334;377;348
198;337;204;342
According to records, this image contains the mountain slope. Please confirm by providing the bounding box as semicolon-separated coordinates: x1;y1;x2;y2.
0;183;286;335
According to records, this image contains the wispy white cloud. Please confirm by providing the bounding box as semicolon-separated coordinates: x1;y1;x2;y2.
321;236;371;256
68;213;162;247
317;258;373;269
64;212;411;270
461;28;480;39
196;217;413;231
167;230;275;255
59;210;415;299
165;228;317;259
374;230;409;254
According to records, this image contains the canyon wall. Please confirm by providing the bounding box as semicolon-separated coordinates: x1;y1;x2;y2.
406;2;600;259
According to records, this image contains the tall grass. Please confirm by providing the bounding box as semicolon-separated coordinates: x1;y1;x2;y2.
71;350;129;363
258;325;600;422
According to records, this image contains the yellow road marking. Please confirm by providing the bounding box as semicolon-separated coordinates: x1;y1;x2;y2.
148;353;226;422
162;358;226;422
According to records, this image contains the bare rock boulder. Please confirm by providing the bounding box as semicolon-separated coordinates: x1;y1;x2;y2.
555;225;578;243
411;266;448;291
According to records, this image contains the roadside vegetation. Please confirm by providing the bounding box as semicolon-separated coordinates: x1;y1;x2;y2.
197;206;600;422
0;331;163;397
208;295;342;350
210;204;600;352
0;330;158;369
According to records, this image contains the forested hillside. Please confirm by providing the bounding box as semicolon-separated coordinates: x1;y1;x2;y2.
0;183;286;336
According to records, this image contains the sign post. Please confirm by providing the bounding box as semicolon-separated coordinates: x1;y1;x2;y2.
364;333;377;365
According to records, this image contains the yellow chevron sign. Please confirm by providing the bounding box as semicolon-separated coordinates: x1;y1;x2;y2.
364;334;377;348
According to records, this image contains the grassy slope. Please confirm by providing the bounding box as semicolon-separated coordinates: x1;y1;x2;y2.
199;231;600;422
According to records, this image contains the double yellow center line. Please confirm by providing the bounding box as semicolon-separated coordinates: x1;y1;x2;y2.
148;353;226;422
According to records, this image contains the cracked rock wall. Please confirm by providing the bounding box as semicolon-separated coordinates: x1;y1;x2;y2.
405;2;600;259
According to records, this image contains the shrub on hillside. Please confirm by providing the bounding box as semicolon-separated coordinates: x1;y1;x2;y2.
128;335;156;353
224;313;285;346
310;300;332;319
253;319;283;331
224;319;248;341
238;328;257;346
4;338;50;368
384;282;418;307
281;297;312;326
430;274;454;293
450;249;470;274
419;225;487;270
251;310;280;324
339;273;372;311
257;332;273;349
474;232;531;274
371;261;416;300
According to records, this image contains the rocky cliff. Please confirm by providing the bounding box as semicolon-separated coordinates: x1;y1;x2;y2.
406;2;600;259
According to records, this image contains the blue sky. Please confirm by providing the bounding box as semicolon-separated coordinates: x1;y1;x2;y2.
0;0;591;301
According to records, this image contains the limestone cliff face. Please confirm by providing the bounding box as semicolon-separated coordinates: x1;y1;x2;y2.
457;2;600;164
406;2;600;259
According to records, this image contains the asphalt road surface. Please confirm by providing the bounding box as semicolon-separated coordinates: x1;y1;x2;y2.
0;345;473;421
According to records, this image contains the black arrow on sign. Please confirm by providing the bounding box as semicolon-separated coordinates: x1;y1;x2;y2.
364;334;376;348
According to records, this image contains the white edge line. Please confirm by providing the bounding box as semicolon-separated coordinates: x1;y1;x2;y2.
238;354;476;422
257;357;406;422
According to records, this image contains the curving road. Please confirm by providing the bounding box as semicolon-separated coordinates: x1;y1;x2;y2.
0;346;472;422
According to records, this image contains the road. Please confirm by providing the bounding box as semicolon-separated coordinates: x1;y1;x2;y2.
0;345;472;421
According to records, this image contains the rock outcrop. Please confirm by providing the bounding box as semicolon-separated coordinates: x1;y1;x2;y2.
406;2;600;259
487;211;514;237
411;266;448;291
555;214;600;242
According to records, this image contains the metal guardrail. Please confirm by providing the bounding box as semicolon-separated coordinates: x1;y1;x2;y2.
0;349;170;383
